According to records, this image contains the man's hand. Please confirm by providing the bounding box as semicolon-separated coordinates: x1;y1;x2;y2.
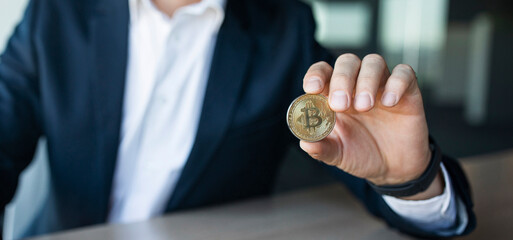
300;54;443;200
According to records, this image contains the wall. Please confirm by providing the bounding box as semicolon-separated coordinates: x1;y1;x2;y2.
0;0;29;52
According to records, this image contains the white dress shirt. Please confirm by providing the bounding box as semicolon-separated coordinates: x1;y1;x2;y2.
108;0;465;233
108;0;225;222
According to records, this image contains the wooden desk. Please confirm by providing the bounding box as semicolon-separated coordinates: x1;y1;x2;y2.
29;184;412;240
457;150;513;239
28;150;513;240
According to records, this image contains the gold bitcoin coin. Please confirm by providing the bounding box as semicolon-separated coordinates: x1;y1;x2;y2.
286;94;335;142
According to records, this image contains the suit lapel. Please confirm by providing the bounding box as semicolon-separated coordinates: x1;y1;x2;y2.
166;3;253;210
89;0;130;218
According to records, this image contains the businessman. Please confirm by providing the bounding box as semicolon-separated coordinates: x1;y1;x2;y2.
0;0;475;238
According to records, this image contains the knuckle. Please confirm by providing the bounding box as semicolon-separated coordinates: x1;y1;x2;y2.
302;144;324;160
310;61;330;70
361;54;386;74
395;64;415;73
307;61;332;75
357;76;377;85
389;76;410;86
355;86;374;95
309;152;323;160
363;53;385;63
306;69;325;78
392;64;418;84
313;61;330;68
337;53;361;63
332;73;353;84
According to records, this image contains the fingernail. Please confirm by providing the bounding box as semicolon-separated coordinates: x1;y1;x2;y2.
355;92;372;110
381;92;398;107
304;78;322;92
330;91;349;111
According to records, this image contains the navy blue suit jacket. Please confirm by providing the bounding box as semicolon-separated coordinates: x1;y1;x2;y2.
0;0;475;238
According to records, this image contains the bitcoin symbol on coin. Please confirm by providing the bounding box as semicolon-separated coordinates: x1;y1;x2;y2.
286;94;335;142
298;101;322;133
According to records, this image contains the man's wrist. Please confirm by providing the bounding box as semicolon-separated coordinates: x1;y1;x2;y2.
367;140;432;186
368;137;443;198
400;169;444;200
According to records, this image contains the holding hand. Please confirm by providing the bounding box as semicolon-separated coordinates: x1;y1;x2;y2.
300;54;443;200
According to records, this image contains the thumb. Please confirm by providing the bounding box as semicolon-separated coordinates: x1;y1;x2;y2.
299;137;342;166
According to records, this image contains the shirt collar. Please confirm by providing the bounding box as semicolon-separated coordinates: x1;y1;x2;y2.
129;0;226;26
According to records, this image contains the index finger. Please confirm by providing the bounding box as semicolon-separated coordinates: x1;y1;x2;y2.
303;61;333;95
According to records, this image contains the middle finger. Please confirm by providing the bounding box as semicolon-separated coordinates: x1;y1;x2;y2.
329;53;361;112
354;54;389;112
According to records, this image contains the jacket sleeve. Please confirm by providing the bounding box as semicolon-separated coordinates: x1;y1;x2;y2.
0;0;42;211
292;2;476;238
324;155;476;238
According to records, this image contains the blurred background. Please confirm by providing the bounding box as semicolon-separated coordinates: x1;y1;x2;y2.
278;1;513;239
1;0;512;239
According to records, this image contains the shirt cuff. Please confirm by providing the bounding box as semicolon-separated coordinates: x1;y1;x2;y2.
382;163;468;234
